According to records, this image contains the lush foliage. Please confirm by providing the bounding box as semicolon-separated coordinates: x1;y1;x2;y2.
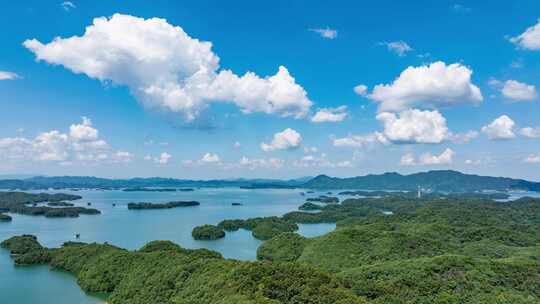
216;217;299;240
306;195;340;203
2;235;364;304
256;196;540;303
192;225;226;240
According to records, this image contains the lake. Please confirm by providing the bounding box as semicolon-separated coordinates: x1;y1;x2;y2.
0;188;338;304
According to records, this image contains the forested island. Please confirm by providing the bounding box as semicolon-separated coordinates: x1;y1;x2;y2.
3;193;540;303
192;225;226;240
127;201;200;210
0;192;100;219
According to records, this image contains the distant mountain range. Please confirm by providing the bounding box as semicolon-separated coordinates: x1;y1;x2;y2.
302;170;540;192
0;170;538;192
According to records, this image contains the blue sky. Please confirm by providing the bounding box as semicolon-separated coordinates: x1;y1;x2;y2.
1;0;540;180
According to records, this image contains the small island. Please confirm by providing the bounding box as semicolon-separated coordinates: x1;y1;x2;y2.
127;201;200;210
231;202;243;206
0;191;100;219
47;202;75;207
0;213;12;222
192;224;226;240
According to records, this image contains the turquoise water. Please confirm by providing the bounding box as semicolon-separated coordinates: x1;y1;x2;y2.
0;188;337;304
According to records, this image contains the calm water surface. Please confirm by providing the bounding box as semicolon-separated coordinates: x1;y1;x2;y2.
0;188;337;304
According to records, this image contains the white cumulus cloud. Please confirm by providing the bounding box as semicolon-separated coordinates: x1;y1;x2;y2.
261;128;302;152
201;152;221;163
353;84;368;96
24;14;313;122
400;152;416;166
501;80;537;101
520;127;540;138
311;106;348;123
481;115;516;140
0;117;130;164
419;148;455;165
156;152;172;164
510;19;540;50
376;109;450;144
369;61;483;112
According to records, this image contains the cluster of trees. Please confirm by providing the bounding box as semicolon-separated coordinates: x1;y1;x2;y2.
306;195;340;204
192;225;226;240
211;217;299;240
1;235;363;304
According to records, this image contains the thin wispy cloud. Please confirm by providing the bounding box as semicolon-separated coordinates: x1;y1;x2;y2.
61;1;76;11
309;27;338;39
379;41;413;56
451;4;472;14
0;71;21;80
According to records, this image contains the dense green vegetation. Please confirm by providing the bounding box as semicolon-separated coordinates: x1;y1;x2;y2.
254;195;540;303
47;201;75;207
0;191;99;218
298;202;323;210
127;201;200;210
306;195;340;203
3;191;540;303
192;225;226;240
214;217;299;240
1;235;363;304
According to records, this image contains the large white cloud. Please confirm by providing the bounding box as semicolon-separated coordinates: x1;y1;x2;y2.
376;109;450;144
510;19;540;50
0;117;131;164
311;106;348;123
419;148;455;165
501;80;538;101
261;128;302;152
24;14;313;122
369;61;483;112
481;115;516;140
